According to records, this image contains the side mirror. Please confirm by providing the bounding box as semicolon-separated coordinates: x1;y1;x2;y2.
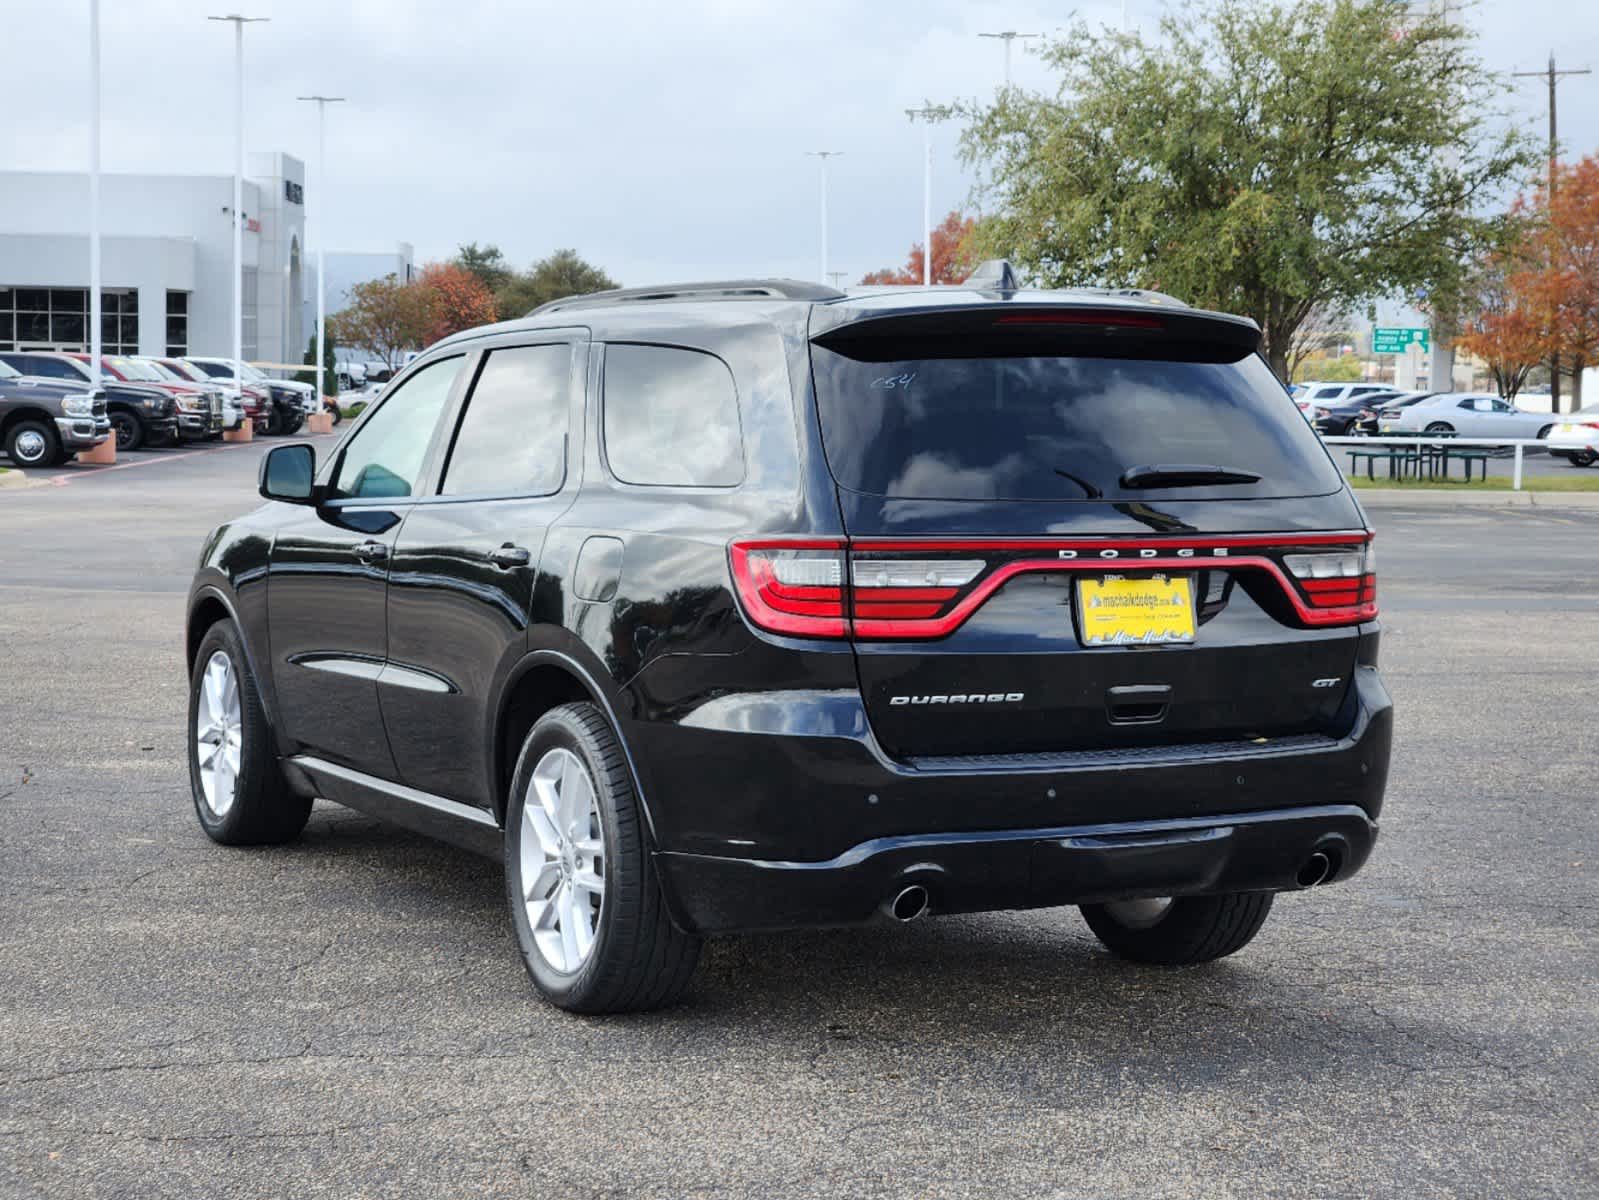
259;443;317;504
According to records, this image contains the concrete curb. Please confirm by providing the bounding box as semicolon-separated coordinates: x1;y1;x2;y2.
1354;487;1599;509
0;469;49;490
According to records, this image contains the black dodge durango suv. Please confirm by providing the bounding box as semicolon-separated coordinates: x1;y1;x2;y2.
185;272;1392;1013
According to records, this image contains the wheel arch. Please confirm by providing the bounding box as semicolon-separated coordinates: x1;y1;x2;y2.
1;405;59;438
186;583;279;735
492;649;658;842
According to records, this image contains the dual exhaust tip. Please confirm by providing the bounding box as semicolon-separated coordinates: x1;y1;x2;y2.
888;854;1334;919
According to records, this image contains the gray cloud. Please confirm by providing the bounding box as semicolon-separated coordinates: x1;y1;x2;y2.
7;0;1596;288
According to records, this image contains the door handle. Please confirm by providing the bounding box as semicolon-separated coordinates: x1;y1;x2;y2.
488;543;531;569
353;539;389;562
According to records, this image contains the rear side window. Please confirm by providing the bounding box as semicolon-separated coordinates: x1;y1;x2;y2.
811;349;1343;501
441;344;570;497
602;344;743;487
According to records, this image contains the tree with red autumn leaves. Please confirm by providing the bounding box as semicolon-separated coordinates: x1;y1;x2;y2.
861;212;978;285
418;262;500;345
1452;156;1599;407
1518;156;1599;409
1453;250;1545;401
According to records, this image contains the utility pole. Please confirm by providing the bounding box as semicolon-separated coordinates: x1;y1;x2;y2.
298;95;346;406
1514;53;1591;414
208;14;268;398
805;151;842;286
905;106;947;286
977;31;1039;90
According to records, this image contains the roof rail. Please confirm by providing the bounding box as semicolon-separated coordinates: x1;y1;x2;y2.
530;279;845;316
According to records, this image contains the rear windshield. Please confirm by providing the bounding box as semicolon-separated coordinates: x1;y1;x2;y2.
811;349;1343;501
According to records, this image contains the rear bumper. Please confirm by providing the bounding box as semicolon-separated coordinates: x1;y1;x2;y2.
635;664;1392;935
657;803;1376;934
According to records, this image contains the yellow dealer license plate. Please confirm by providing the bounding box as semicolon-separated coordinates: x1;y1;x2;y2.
1076;574;1197;646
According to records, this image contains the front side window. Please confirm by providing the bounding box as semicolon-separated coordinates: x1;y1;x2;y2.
331;356;462;500
602;344;743;487
441;344;570;497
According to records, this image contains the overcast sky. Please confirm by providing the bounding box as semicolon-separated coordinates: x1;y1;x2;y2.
7;1;1598;290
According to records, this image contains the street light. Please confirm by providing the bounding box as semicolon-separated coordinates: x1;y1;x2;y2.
298;95;346;406
805;151;842;286
208;14;268;398
977;31;1039;89
88;0;101;386
905;106;948;287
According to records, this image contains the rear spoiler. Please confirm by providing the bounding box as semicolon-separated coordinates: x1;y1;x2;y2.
810;302;1263;363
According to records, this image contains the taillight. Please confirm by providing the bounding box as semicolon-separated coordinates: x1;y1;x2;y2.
1283;544;1377;620
850;557;985;626
727;541;847;637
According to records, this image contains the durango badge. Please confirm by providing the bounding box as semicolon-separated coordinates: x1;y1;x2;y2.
889;693;1025;706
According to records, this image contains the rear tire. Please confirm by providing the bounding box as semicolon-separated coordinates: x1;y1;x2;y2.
187;620;311;846
1536;424;1553;440
1575;449;1597;467
5;418;62;468
1080;892;1274;965
505;702;701;1013
1424;421;1453;435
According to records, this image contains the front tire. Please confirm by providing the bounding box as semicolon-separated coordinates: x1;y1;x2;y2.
110;409;144;451
1080;892;1274;965
187;620;311;845
1536;424;1553;440
505;702;701;1013
5;418;62;467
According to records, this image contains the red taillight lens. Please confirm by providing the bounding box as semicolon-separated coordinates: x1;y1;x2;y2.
728;541;847;637
729;543;987;638
1283;544;1377;622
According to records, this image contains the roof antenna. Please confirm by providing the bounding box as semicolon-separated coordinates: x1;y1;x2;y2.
964;259;1022;294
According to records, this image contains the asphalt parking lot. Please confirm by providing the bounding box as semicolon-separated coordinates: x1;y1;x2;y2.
1;442;1595;1199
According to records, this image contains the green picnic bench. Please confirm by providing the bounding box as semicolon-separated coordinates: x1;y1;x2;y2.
1346;445;1420;481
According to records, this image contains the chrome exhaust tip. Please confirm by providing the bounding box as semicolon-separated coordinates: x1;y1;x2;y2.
886;884;930;922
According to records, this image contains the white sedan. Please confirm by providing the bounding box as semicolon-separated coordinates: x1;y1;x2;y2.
1378;392;1555;440
1547;405;1599;467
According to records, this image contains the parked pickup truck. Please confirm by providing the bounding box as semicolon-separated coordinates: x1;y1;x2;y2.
0;351;177;451
0;357;109;467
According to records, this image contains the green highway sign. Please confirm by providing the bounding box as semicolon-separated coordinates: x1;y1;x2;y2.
1372;326;1430;355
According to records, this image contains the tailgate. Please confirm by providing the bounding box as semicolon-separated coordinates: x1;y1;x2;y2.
807;304;1369;761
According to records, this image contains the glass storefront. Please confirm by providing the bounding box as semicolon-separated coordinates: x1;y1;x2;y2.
0;287;139;354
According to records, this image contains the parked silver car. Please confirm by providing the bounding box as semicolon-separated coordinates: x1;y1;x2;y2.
1378;393;1555;440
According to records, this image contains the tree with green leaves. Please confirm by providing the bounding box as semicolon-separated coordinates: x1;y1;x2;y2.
454;242;513;293
494;249;619;319
960;0;1535;378
295;331;337;393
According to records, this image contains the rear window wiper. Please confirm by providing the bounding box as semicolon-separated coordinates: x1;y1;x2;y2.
1118;464;1262;489
1053;468;1103;499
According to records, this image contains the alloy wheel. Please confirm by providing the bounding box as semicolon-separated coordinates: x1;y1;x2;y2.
519;747;606;973
194;650;243;817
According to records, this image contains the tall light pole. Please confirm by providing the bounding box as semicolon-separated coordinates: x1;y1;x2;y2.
299;95;345;404
977;31;1039;89
905;106;947;286
88;0;101;386
805;151;842;285
209;14;267;396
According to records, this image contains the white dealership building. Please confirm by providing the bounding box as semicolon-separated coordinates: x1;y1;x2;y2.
0;154;412;367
